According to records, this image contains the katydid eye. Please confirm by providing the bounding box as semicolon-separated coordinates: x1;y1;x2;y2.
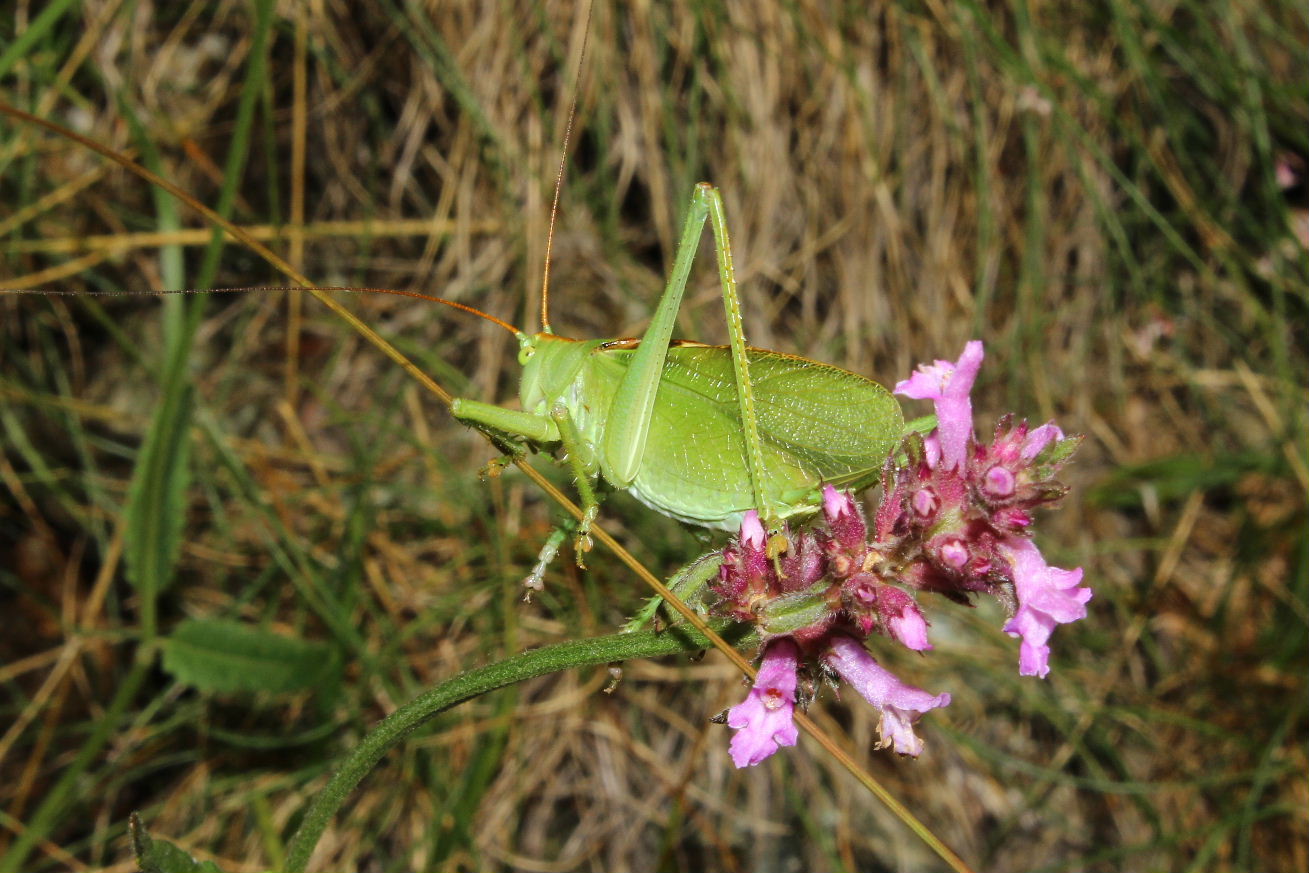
518;346;536;365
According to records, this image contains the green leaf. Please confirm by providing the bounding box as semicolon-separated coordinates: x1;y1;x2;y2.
161;619;342;694
123;380;194;635
129;813;224;873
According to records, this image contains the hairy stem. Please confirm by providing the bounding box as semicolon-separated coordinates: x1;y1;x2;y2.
284;623;751;872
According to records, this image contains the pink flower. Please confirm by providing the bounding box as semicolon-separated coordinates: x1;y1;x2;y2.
823;634;951;757
983;465;1017;498
937;537;970;570
740;510;767;550
875;586;932;651
707;337;1088;766
895;340;984;471
1021;422;1065;460
727;638;801;767
999;537;1092;678
821;485;868;559
822;484;853;521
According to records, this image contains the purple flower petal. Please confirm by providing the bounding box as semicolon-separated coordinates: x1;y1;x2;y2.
1020;422;1065;460
876;586;932;651
821;485;867;554
823;634;950;757
983;464;1017;498
999;537;1092;678
922;434;942;470
895;341;984;470
822;484;854;522
740;510;767;551
727;638;801;767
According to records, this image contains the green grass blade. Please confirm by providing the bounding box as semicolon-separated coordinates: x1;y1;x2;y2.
120;0;276;641
122;378;194;640
0;0;80;80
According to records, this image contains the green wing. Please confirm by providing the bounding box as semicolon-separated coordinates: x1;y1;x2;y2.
581;344;903;529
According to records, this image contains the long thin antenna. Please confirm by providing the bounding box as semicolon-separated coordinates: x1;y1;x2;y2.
539;0;595;334
2;285;524;336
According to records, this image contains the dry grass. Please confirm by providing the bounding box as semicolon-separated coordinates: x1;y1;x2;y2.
1;1;1306;871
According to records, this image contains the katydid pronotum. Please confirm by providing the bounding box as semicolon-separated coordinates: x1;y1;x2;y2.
449;182;906;588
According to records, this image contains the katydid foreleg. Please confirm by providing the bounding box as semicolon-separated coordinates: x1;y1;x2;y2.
448;396;603;583
451;399;558;445
448;397;603;534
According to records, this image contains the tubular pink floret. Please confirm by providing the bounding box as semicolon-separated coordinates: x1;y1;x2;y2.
727;638;801;767
875;586;932;651
823;635;950;757
1021;422;1065;460
894;340;984;471
999;537;1092;678
740;510;766;551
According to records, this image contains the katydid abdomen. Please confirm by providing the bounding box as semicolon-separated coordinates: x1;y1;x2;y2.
536;335;904;530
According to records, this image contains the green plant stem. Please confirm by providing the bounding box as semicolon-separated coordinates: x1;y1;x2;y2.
284;623;751;872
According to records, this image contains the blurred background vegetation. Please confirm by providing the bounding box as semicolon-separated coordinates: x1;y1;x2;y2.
1;1;1305;871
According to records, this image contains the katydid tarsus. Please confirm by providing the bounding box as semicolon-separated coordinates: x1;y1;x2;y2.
449;182;906;587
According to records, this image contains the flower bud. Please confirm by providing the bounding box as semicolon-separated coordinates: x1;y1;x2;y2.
844;572;879;607
779;531;828;592
740;510;766;551
911;486;940;519
937;537;969;570
821;485;868;554
982;465;1016;499
991;506;1032;531
875;585;932;651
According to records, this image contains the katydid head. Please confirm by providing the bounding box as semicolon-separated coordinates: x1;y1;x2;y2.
518;333;597;417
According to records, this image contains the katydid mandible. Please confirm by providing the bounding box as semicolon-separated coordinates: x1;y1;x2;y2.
451;183;904;561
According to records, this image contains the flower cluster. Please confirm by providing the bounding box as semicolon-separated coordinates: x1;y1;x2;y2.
718;341;1090;768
